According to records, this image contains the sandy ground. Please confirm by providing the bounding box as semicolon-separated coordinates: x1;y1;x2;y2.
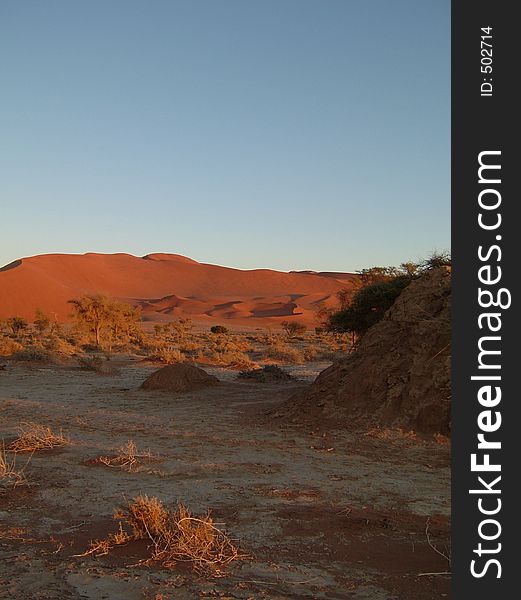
0;359;450;599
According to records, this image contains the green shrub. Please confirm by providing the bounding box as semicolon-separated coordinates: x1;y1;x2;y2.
327;276;412;337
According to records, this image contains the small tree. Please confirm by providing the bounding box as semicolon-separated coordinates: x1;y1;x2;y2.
69;295;140;349
6;316;28;337
34;308;51;336
327;277;411;339
281;321;307;339
420;251;451;270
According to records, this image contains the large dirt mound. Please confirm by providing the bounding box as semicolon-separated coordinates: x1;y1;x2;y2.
282;268;451;435
141;364;219;393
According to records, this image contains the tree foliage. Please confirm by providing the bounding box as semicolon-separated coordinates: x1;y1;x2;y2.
327;276;412;337
325;253;450;340
69;295;140;349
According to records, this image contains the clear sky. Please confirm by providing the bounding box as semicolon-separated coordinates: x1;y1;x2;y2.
0;0;449;272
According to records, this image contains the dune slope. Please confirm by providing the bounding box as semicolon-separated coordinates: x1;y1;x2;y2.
0;252;356;326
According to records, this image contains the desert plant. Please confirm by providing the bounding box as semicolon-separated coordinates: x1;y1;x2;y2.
33;308;51;336
210;325;229;335
78;495;243;575
0;443;28;487
12;347;55;362
420;250;452;270
8;423;70;453
281;321;307;339
0;336;23;357
45;335;76;356
238;364;292;382
327;276;412;338
263;342;304;364
302;345;319;361
149;346;185;364
6;316;28;336
69;295;141;349
96;440;153;472
78;355;104;371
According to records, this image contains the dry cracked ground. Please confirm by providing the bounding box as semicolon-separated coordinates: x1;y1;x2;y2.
0;358;450;599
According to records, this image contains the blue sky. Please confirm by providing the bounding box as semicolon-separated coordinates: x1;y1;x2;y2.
0;0;449;272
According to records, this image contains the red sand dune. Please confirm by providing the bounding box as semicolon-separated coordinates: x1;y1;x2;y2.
0;252;357;327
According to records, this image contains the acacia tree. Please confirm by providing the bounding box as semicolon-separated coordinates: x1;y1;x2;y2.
69;295;140;349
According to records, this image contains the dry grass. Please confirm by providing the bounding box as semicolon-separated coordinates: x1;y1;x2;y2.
12;346;56;362
8;422;70;453
78;495;244;575
149;346;185;364
263;342;304;364
0;336;24;357
0;442;29;487
96;440;154;472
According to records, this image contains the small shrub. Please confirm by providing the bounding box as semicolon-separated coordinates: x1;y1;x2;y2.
8;423;70;453
0;443;28;487
264;342;304;364
45;335;77;356
95;440;154;472
302;345;319;361
281;321;307;338
420;250;452;270
209;349;255;370
12;347;55;362
78;355;104;371
6;316;28;336
0;337;23;357
237;365;292;382
210;325;229;335
77;495;243;575
150;346;185;364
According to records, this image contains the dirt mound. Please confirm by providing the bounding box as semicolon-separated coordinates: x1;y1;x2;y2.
238;365;293;382
141;364;219;393
281;268;451;436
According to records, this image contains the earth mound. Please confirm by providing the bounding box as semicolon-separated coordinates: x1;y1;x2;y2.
141;364;219;393
281;268;451;436
238;365;293;382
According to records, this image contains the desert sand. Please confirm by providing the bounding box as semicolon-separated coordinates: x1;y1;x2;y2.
0;253;356;327
0;358;450;599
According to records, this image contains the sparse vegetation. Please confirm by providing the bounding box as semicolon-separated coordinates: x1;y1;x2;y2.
210;325;229;335
78;495;243;575
77;354;104;371
281;321;307;339
263;341;304;364
8;423;70;453
238;364;292;382
324;254;450;340
0;337;23;357
149;346;185;364
0;443;28;487
12;347;55;362
69;294;140;350
6;316;28;336
95;440;154;472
